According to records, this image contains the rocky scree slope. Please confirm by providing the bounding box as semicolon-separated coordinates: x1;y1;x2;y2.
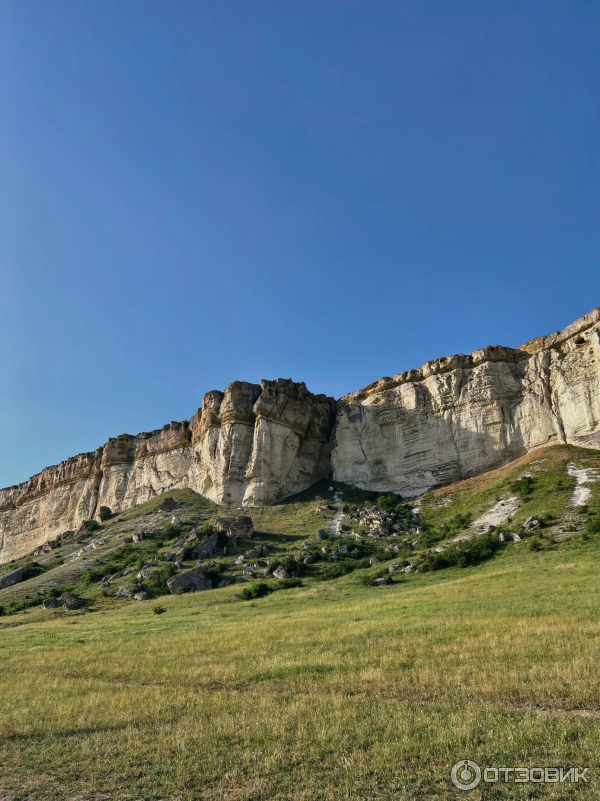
1;307;599;564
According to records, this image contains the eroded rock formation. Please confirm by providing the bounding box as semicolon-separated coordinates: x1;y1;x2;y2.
0;380;335;562
190;379;336;506
332;307;600;496
1;308;599;563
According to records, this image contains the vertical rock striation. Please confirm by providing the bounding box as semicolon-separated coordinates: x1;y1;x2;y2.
0;381;335;562
332;307;600;496
189;379;336;506
1;308;599;563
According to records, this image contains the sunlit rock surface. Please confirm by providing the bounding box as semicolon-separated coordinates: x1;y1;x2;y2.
1;308;599;563
332;308;600;496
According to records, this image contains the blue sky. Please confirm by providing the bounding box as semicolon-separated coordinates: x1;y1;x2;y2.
1;1;598;488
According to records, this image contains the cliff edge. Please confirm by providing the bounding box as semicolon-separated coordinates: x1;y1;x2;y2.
1;308;599;563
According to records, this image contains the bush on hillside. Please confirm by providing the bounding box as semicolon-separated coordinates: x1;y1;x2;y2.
161;521;181;539
508;476;535;500
423;532;504;570
239;582;272;600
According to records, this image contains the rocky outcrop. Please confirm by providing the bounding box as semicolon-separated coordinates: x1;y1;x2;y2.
189;379;336;506
332;307;600;496
0;423;193;564
1;308;599;565
0;380;335;563
167;566;212;594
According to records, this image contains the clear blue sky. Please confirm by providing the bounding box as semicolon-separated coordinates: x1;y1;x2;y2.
1;1;598;488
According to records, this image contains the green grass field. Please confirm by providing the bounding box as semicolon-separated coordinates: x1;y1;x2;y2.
1;445;600;799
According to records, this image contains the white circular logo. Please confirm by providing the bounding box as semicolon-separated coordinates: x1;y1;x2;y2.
451;760;481;790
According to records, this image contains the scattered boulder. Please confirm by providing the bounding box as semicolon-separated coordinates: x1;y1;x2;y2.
171;515;182;527
157;496;177;512
133;592;148;601
60;592;80;610
132;532;144;543
229;516;254;541
167;566;212;594
42;597;58;610
137;568;155;580
175;547;191;562
0;565;28;589
242;565;253;576
273;567;290;580
524;517;542;532
235;554;246;565
116;585;133;598
316;529;329;540
369;557;379;566
303;556;314;565
375;577;388;586
195;531;219;560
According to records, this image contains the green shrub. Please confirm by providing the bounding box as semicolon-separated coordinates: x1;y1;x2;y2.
239;582;272;600
529;536;543;551
80;545;144;586
271;554;304;576
361;571;394;587
197;523;214;537
153;606;167;615
586;518;600;536
420;528;445;547
274;578;303;590
161;521;181;539
138;564;177;598
320;560;358;580
376;495;413;525
424;532;504;570
98;506;112;522
377;495;400;514
508;476;535;500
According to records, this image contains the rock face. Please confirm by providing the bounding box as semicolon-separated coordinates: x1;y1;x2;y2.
1;308;600;564
167;567;212;594
0;565;28;589
332;307;600;496
189;379;336;506
0;381;335;563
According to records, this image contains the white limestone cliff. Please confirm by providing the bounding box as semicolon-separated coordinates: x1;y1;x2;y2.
1;307;599;564
332;307;600;496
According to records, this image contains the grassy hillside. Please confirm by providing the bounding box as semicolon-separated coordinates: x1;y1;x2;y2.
1;444;600;799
